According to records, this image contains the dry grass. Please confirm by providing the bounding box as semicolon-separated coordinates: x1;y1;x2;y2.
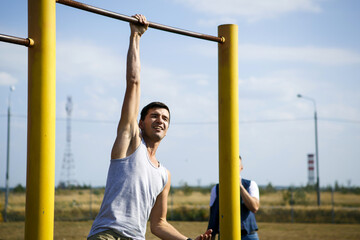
54;189;104;212
308;191;360;207
1;188;359;238
1;189;360;222
0;193;26;212
169;191;210;208
258;222;360;240
259;192;284;206
260;191;360;207
1;189;360;213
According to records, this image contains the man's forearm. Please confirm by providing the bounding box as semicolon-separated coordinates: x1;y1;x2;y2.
152;220;188;240
126;14;147;86
240;185;259;213
126;34;141;85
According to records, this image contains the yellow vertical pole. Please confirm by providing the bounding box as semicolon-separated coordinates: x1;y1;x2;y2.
25;0;56;239
218;24;240;240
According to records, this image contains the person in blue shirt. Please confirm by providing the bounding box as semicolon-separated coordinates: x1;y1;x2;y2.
207;156;260;240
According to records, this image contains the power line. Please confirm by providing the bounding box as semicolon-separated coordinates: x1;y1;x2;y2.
1;114;359;125
320;118;360;124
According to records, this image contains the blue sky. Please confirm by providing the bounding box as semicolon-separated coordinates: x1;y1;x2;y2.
0;0;359;188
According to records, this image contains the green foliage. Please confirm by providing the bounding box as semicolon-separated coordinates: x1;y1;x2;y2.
4;183;360;223
92;189;102;196
172;184;212;195
260;182;276;194
282;190;292;205
333;181;360;194
2;210;25;221
303;184;316;192
168;206;209;221
294;189;308;205
198;185;213;195
182;183;193;196
12;184;25;193
56;182;93;190
91;188;105;196
282;187;308;205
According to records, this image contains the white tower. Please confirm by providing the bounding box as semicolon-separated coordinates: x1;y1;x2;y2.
60;96;77;187
307;153;315;186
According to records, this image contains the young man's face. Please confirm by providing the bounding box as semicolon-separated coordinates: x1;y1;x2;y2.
139;107;170;141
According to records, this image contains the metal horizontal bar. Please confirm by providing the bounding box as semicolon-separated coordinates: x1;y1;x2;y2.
0;34;33;47
56;0;224;43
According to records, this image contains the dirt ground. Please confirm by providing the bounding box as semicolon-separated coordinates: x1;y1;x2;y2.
0;221;360;240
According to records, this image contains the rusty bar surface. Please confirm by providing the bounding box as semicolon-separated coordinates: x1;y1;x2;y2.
56;0;224;43
0;33;33;47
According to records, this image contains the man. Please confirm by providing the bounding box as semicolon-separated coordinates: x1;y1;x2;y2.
207;156;260;240
87;14;212;240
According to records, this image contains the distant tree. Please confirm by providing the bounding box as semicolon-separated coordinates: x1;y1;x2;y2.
335;180;340;191
181;182;193;196
57;181;66;189
282;186;308;205
294;188;308;205
12;184;25;193
304;184;316;192
265;182;276;193
260;182;276;194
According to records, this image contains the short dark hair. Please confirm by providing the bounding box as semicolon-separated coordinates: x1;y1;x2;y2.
140;102;170;122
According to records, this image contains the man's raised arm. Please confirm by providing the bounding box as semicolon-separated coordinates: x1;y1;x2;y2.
111;14;149;160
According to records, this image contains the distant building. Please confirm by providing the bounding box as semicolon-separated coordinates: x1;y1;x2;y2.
307;153;315;186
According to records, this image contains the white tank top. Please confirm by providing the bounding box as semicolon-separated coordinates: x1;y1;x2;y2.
88;139;168;239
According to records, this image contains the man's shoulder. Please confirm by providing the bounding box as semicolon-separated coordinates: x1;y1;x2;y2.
210;184;218;192
241;178;252;188
111;128;141;160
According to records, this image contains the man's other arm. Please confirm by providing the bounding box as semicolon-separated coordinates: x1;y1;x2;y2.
150;171;212;240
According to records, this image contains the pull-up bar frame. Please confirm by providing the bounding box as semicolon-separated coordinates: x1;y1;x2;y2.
0;33;34;47
14;0;240;239
56;0;225;43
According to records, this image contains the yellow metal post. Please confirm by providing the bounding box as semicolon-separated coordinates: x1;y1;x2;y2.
25;0;56;239
218;24;240;240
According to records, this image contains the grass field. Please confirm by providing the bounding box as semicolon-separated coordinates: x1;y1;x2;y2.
5;188;360;203
1;188;360;238
2;189;360;214
0;221;359;240
3;189;360;223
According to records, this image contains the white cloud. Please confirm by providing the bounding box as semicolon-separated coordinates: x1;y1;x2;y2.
140;65;217;122
239;70;307;104
57;40;124;84
181;73;210;86
141;66;212;98
240;69;307;99
197;17;239;27
174;0;323;21
239;44;360;65
239;69;360;123
57;58;216;123
236;68;354;123
188;43;360;65
0;44;27;83
0;72;18;85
